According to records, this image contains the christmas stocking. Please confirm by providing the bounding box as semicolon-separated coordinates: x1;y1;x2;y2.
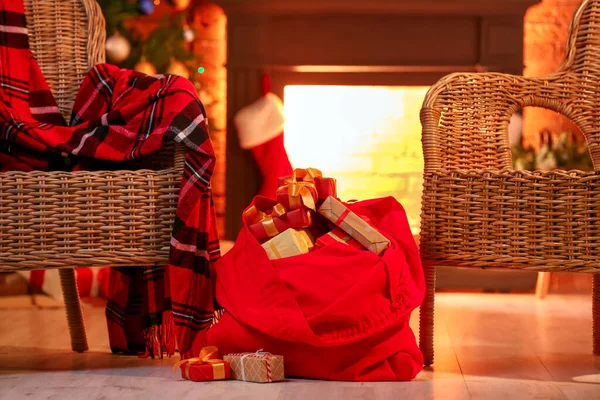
234;92;293;199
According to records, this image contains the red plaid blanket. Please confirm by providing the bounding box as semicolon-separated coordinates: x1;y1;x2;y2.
0;0;220;359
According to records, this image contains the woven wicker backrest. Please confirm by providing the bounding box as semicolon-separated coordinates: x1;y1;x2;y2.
23;0;106;121
420;0;600;171
419;0;600;274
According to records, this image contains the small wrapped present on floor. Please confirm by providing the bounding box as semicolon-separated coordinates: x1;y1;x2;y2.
224;351;284;383
316;227;364;250
244;197;313;241
174;346;231;382
277;168;337;210
262;228;314;260
318;196;390;255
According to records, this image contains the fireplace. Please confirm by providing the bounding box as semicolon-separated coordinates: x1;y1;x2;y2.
283;85;429;233
215;0;539;240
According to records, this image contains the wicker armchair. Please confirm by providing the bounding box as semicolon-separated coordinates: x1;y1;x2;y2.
0;0;185;352
418;0;600;366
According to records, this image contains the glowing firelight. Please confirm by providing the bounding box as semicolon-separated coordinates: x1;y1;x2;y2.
283;85;429;233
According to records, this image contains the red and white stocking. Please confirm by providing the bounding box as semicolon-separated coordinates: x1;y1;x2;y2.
234;76;293;199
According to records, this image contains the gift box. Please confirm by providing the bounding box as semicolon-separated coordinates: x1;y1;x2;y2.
299;229;315;251
277;167;321;188
177;360;231;382
174;346;231;382
316;227;364;250
243;201;286;226
248;208;313;241
262;228;314;260
276;181;318;211
277;168;337;209
244;197;313;241
318;196;390;255
224;351;285;383
313;177;337;202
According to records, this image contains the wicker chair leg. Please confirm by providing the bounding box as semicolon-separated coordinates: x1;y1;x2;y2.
419;263;436;366
59;269;89;353
593;274;599;355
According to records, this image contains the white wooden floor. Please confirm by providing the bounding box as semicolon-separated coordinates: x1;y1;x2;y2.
0;293;598;400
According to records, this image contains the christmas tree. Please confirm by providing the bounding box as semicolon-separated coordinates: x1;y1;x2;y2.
99;0;197;78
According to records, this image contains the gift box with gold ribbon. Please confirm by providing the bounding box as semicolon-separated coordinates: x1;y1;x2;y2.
261;228;314;260
224;350;285;383
244;197;313;241
174;346;231;382
316;227;364;250
318;196;390;255
247;208;312;242
277;168;337;211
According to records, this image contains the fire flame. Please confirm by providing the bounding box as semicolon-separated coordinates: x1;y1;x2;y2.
283;85;429;233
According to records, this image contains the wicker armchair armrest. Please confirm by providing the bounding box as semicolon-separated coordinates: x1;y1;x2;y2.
0;168;181;270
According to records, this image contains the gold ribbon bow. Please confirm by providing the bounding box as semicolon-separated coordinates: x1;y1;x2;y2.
279;168;322;211
244;203;287;237
279;168;323;185
292;168;322;182
174;346;227;380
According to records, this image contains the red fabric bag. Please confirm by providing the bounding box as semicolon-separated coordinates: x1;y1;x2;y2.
206;196;425;381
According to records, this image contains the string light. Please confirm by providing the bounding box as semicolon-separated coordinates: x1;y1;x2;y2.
197;66;205;73
153;0;160;5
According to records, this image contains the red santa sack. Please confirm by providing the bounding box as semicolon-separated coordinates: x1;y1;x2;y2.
206;196;425;381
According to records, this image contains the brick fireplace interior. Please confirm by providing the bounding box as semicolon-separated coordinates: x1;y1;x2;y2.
283;85;428;234
213;0;540;289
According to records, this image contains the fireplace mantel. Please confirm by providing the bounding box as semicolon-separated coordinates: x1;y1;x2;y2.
215;0;538;15
216;0;540;239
